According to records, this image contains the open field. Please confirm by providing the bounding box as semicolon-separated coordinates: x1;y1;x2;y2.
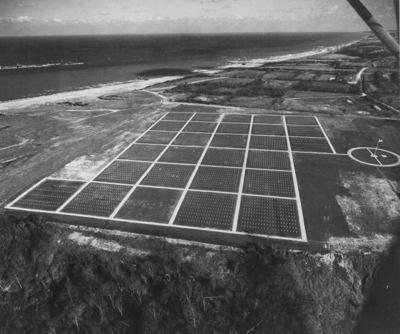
3;104;400;253
161;34;399;117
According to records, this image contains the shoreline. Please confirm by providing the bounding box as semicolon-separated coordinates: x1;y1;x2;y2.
219;37;365;69
0;76;182;111
0;62;86;71
0;34;366;110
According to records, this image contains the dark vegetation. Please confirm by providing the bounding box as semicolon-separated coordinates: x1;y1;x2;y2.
0;214;315;334
56;101;89;107
169;78;289;98
98;94;124;101
291;80;360;94
168;74;360;103
340;47;394;60
353;231;400;334
364;70;400;97
0;214;389;334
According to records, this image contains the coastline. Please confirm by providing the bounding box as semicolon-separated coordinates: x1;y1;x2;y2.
0;76;182;111
0;33;366;107
0;62;85;71
219;37;365;68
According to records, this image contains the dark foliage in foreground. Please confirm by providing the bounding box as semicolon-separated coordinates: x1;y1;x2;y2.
0;215;313;334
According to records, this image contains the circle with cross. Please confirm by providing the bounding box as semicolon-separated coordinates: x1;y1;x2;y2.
348;147;400;167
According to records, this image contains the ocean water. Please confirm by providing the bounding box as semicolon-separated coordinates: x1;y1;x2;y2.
0;32;363;102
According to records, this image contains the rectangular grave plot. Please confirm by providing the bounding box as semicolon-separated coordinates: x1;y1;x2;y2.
62;183;131;217
159;146;204;164
286;116;318;125
217;123;250;134
116;187;183;223
172;133;211;147
95;161;151;184
192;113;221;122
140;164;195;188
12;180;84;211
287;126;324;138
247;150;291;170
183;122;217;133
174;191;237;230
238;196;301;238
210;134;248;149
190;166;242;193
252;124;285;136
119;144;166;161
151;121;186;131
250;136;288;151
137;131;177;144
202;148;245;167
253;115;282;124
243;169;295;197
222;114;252;123
290;137;332;153
163;112;194;121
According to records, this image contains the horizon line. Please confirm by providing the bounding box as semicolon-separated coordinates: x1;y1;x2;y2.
0;31;370;38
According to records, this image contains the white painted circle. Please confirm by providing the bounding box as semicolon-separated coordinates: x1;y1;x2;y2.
348;147;400;167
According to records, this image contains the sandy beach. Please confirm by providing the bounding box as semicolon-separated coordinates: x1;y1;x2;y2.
0;76;182;111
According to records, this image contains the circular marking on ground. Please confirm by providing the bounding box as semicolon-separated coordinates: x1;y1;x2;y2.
348;147;400;167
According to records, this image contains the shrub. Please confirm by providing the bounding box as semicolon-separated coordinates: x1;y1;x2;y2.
0;215;313;334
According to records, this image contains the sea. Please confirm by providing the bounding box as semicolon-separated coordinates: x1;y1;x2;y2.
0;32;364;102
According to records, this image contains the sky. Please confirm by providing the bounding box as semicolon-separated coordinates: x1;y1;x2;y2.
0;0;397;36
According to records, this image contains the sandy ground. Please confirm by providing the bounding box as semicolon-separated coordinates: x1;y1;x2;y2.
0;76;182;111
68;231;151;256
